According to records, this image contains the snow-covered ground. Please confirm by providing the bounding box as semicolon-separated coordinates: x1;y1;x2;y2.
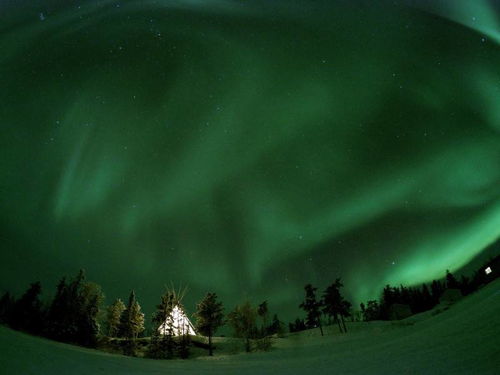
1;279;499;374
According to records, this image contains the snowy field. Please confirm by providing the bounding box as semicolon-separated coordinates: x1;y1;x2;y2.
1;279;499;374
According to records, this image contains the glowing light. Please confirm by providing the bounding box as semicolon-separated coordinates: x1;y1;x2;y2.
158;305;196;336
485;267;492;275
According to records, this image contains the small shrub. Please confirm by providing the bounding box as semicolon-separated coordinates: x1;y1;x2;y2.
254;337;272;351
146;337;174;359
97;336;111;347
122;339;137;357
178;335;191;359
224;338;244;354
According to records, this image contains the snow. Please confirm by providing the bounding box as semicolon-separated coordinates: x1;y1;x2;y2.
1;279;499;374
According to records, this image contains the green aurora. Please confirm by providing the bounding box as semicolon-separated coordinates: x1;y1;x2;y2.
1;0;499;319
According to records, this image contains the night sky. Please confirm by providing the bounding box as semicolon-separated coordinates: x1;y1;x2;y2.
1;0;499;321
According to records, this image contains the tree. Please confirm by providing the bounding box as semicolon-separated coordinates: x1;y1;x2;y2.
268;314;284;336
106;299;126;337
119;290;145;355
361;300;380;321
380;285;396;319
257;301;269;337
459;275;472;295
0;292;14;324
44;270;104;347
194;292;225;356
177;327;191;359
129;299;145;339
227;301;257;352
470;270;485;293
149;287;181;359
170;288;191;359
10;282;44;334
408;287;423;313
430;280;444;303
78;281;105;347
339;299;352;332
421;283;433;311
62;270;86;342
300;284;324;335
46;277;69;340
446;270;459;289
323;279;351;333
360;303;366;320
323;279;352;333
289;318;306;333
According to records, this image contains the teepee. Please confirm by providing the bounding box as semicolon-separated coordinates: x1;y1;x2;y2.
158;304;196;336
154;284;196;337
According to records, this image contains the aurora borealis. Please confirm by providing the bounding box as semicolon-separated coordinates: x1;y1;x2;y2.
1;0;499;320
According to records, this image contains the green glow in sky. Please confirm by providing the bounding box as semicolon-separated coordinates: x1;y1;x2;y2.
0;0;499;319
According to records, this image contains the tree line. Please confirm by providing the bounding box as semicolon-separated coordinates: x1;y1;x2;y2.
0;270;103;347
359;268;489;321
0;255;496;357
0;270;284;358
290;260;497;332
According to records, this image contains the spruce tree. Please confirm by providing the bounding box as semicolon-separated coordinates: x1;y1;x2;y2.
119;291;136;339
300;284;324;335
362;300;380;321
446;270;459;289
296;318;306;331
0;292;14;324
269;314;284;336
408;287;422;313
119;290;144;356
120;291;144;339
172;289;191;359
194;292;225;356
65;270;86;342
176;296;192;360
289;318;306;332
46;277;69;340
421;283;433;311
130;299;145;339
400;285;411;305
340;299;351;332
50;271;104;346
106;299;126;337
177;327;191;359
322;279;351;333
380;285;395;319
10;282;44;334
430;280;444;303
323;280;344;332
149;289;177;359
78;281;105;347
459;275;471;295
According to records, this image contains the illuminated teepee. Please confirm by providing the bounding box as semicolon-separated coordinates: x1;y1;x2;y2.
158;304;196;336
155;285;196;337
